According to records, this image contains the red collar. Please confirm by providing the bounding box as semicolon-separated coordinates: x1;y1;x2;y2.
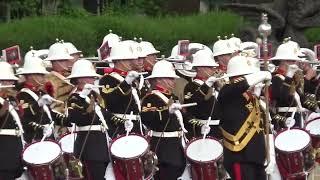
112;68;128;76
23;82;39;92
194;76;206;81
275;68;286;76
155;85;171;95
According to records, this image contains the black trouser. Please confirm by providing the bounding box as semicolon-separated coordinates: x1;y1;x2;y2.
224;162;266;180
83;160;108;180
154;163;185;180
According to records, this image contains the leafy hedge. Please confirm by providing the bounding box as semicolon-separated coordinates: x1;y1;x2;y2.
305;28;320;44
0;11;245;57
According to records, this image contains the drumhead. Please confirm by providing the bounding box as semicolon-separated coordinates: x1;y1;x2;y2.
275;129;310;152
186;138;223;162
59;133;77;153
111;135;148;158
23;141;61;165
306;119;320;135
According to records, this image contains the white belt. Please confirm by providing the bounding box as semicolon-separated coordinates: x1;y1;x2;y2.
198;119;220;125
149;130;182;138
76;125;103;132
113;113;140;121
0;129;20;136
277;107;308;113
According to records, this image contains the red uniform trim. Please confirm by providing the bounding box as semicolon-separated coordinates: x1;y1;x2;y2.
233;163;242;180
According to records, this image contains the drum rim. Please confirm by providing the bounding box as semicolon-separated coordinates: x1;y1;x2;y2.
58;132;77;154
57;131;78;142
305;118;320;138
184;136;223;163
110;133;149;160
22;140;62;166
274;128;311;153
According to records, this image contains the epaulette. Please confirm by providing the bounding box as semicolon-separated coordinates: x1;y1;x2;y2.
231;77;245;84
109;72;125;82
273;114;286;122
303;99;318;111
188;119;203;127
305;93;316;101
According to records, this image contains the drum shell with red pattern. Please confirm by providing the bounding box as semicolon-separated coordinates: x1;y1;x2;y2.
110;134;153;180
22;140;65;180
275;128;315;179
305;118;320;163
185;137;224;180
58;132;84;180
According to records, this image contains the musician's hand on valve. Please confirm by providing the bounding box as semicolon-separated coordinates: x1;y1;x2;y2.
169;103;182;114
253;83;265;97
43;124;53;137
38;94;54;107
125;71;139;85
201;124;211;135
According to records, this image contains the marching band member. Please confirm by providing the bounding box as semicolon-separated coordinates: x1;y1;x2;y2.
183;49;221;138
270;41;320;130
16;55;60;143
63;41;83;62
212;37;236;73
0;62;24;180
139;39;160;96
44;41;76;136
141;60;187;180
216;55;271;180
99;41;142;136
66;59;111;180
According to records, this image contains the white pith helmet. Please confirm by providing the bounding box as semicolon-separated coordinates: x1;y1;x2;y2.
66;59;101;79
228;34;242;52
122;40;148;58
64;42;82;55
0;61;19;81
146;60;179;79
102;30;121;48
45;42;74;61
299;48;317;62
106;41;139;61
240;41;259;58
212;37;235;57
17;56;49;75
269;40;302;61
191;49;219;67
225;55;259;77
139;40;160;55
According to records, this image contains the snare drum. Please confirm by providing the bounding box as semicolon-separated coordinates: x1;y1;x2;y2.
110;134;155;180
275;128;315;179
58;132;83;179
185;137;224;180
305;118;320;163
22;140;65;180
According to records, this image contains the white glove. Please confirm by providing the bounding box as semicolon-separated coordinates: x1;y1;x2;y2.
38;94;54;107
43;124;53;138
245;71;271;86
83;83;99;94
79;85;92;98
169;103;182;114
286;64;299;78
205;76;218;87
125;71;139;85
201;124;211;135
285;117;296;128
124;120;134;132
253;83;265;97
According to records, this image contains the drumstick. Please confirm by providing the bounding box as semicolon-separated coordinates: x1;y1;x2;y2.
180;103;197;108
0;85;15;88
202;117;211;140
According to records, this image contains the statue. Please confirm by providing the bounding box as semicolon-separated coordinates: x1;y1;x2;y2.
222;0;320;48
